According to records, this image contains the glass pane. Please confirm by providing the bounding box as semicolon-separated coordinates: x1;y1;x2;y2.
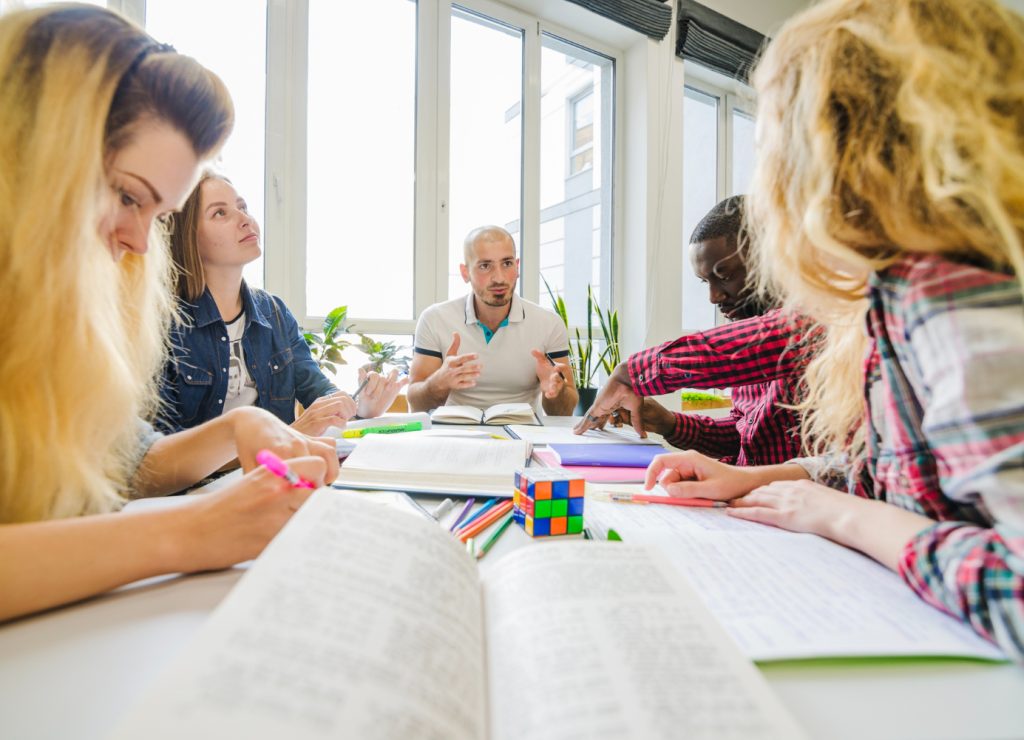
147;0;267;290
324;333;413;399
682;86;719;332
307;0;416;319
539;35;614;328
731;109;756;195
448;8;523;299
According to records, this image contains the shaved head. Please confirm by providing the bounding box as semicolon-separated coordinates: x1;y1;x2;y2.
463;225;514;265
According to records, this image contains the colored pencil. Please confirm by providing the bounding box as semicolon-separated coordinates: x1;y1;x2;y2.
449;498;475;532
593;491;727;508
457;500;514;542
475;513;514;559
455;497;498;530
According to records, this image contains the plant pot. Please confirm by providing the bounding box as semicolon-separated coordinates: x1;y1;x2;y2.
574;387;598;416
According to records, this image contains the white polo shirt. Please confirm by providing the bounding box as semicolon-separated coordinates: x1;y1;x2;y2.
414;293;570;411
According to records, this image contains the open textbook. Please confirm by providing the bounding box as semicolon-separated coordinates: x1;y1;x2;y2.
110;491;805;740
432;402;539;425
334;434;531;497
585;495;1007;662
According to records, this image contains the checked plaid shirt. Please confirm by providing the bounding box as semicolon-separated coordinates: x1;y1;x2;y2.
857;254;1024;659
626;310;813;466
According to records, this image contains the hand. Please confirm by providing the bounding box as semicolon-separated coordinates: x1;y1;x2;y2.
430;332;481;392
228;407;339;484
291;392;357;436
611;399;677;437
573;363;644;436
727;479;853;536
173;456;328;572
643;450;756;501
531;349;568;399
356;367;408;418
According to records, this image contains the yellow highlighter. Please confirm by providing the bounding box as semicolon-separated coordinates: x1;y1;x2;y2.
341;421;423;438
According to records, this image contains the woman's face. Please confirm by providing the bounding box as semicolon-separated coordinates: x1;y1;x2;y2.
195;177;261;269
104;120;199;261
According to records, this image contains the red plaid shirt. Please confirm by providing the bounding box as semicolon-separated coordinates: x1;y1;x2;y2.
858;255;1024;659
626;311;812;465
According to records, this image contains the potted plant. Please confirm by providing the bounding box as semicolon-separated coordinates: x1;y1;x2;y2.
543;278;619;415
303;305;358;375
357;335;411;374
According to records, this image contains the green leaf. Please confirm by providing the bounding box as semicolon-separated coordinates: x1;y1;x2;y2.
326;347;345;364
322;305;349;339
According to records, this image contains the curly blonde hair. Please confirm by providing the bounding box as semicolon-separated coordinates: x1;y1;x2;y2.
747;0;1024;456
0;6;233;522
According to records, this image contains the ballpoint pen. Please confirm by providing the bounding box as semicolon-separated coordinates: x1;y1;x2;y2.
544;352;568;383
256;449;315;489
350;375;371;401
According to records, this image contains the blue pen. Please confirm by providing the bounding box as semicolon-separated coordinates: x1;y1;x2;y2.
456;497;499;532
449;498;475;532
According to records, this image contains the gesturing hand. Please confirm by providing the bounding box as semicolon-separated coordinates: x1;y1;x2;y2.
432;332;482;392
291;392;357;436
531;349;568;399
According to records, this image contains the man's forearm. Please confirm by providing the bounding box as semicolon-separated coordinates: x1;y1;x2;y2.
542;383;578;416
407;375;450;411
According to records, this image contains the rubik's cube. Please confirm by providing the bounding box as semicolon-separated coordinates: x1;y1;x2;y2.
512;468;585;537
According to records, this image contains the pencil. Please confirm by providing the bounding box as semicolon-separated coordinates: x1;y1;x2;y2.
455;497;498;531
457;500;514;542
593;491;728;508
449;498;475;532
475;513;514;559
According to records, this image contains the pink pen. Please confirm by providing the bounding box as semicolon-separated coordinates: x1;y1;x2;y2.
255;449;315;489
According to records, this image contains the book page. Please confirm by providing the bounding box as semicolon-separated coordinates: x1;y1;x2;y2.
432;405;484;423
482;403;536;425
585;499;1006;661
482;543;805;740
506;424;663;446
111;491;487;740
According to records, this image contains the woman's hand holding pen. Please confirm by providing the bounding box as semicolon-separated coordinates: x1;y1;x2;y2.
229;407;339;484
355;367;408;418
169;456;328;572
291;392;357;436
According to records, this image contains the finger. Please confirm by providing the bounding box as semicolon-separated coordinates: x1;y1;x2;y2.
285;455;329;489
661;480;717;498
358;366;368;383
726;506;780;526
644;457;669;490
448;353;479;368
307;438;340;483
446;332;461;357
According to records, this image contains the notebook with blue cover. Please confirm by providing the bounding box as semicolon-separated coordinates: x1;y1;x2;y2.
548;443;663;468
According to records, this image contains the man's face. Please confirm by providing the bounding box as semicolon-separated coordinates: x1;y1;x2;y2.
460;234;519;308
690;236;757;321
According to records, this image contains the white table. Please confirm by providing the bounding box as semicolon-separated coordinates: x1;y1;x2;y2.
3;418;1023;739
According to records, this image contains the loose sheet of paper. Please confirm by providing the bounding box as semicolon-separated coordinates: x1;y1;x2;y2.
483;543;805;740
505;424;663;446
585;498;1006;661
111;491;487;740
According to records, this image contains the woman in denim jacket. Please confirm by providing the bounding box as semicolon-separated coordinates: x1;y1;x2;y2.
160;174;403;435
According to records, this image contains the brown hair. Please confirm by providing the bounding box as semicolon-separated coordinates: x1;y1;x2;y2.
168;172;226;301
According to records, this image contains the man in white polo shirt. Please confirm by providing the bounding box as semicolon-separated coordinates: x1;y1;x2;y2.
408;226;578;415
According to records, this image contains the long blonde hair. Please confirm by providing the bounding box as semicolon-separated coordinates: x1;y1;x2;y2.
0;5;233;522
747;0;1024;456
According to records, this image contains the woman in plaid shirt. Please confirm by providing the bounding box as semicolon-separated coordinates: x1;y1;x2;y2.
646;0;1024;659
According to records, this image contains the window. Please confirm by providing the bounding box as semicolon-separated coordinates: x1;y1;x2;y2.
306;0;416;320
539;35;614;328
146;0;268;289
681;76;754;332
569;90;594;175
447;7;523;299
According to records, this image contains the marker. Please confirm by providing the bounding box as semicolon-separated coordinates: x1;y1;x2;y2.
475;513;514;559
431;498;455;521
544;352;568;383
255;449;315;489
341;421;423;438
592;491;727;508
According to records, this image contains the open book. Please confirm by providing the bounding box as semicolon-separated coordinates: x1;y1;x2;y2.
334;434;532;497
585;494;1007;662
432;402;539;425
111;491;805;740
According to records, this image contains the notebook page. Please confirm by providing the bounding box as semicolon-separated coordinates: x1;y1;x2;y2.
585;499;1006;661
111;491;487;740
482;543;805;740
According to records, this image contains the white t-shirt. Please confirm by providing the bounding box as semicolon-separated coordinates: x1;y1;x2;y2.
413;293;570;411
223;311;258;413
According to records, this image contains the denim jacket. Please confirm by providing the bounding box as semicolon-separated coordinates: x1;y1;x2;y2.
157;282;336;433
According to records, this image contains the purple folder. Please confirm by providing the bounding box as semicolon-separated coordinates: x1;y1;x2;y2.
548;443;663;468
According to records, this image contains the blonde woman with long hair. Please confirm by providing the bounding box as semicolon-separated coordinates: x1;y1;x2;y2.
0;5;337;622
645;0;1024;658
